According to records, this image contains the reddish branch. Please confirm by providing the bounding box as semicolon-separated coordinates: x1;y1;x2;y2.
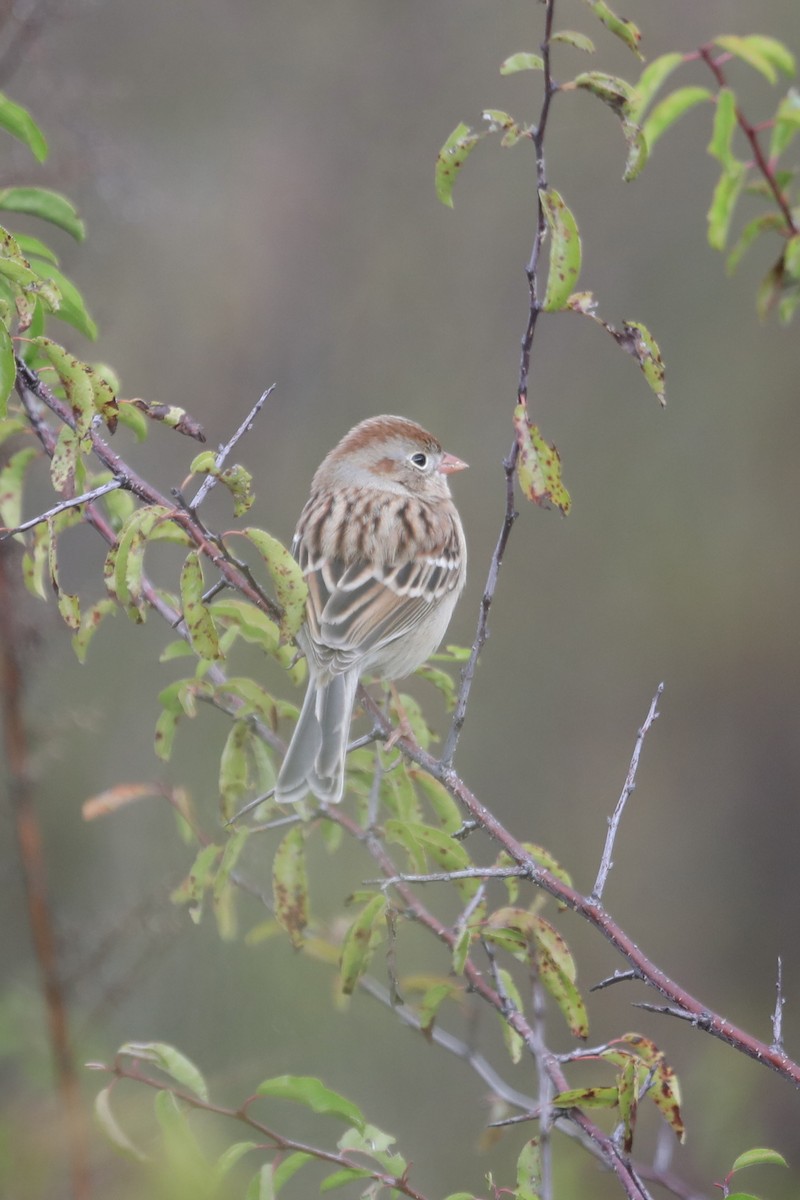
698;45;798;234
0;544;92;1200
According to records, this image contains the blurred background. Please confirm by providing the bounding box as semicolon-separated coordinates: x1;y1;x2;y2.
3;0;800;1196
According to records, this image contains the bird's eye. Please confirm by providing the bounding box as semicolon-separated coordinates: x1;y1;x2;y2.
409;452;428;469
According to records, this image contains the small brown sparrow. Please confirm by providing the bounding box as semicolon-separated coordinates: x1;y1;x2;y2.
275;415;468;805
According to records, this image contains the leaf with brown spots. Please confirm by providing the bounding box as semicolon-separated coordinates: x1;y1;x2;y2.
339;892;385;995
513;402;571;514
272;826;309;950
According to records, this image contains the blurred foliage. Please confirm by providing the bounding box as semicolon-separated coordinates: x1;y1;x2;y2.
3;1;800;1199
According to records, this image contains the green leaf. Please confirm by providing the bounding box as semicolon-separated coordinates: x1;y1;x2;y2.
622;119;648;182
212;827;248;940
14;233;58;264
613;320;666;405
33;338;96;435
513;402;571;514
708;161;747;251
641;87;712;151
569;70;635;116
770;88;800;160
272;826;308;949
118;1041;209;1102
339;892;386;994
539;187;581;311
171;842;220;922
0;445;36;535
582;0;642;59
730;1148;789;1173
756;259;784;320
778;287;800;325
551;31;595;54
418;981;461;1038
245;1164;275;1200
629;52;685;124
72;598;116;663
784;233;800;278
28;260;97;339
0;322;14;418
0;187;84;240
320;1168;373;1193
256;1075;365;1131
552;1085;618;1109
94;1086;148;1162
496;966;525;1064
708;88;738;168
21;521;48;599
180;550;222;661
190;450;253;516
500;52;544;75
412;771;462;833
714;35;794;85
0;94;47;162
516;1138;543;1200
435;122;484;208
239;527;308;641
272;1151;313;1192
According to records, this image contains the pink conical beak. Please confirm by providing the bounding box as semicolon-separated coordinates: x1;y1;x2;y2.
439;452;468;474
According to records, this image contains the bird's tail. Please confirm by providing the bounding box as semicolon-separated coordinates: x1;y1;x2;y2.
275;671;359;805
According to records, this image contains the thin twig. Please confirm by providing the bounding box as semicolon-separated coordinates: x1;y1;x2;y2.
190;384;275;510
366;866;532;888
590;969;644;993
771;956;785;1053
1;478;122;538
592;684;663;901
441;0;557;767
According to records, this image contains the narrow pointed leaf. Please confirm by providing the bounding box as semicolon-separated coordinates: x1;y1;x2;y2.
539;187;581;311
642;87;712;151
708;88;737;168
272;826;308;949
0;186;84;239
552;31;595;54
500;52;544;75
582;1;642;59
180;550;222;660
708;162;747;251
239;527;307;639
724;213;786;276
94;1087;148;1162
516;1139;543;1200
770;88;800;160
435;122;484;207
0;95;47;161
72;598;116;663
118;1041;209;1101
496;967;525;1064
629;53;685;124
552;1085;618;1109
730;1148;788;1173
0;445;36;534
715;35;789;85
513;402;571;514
340;892;386;994
257;1075;365;1130
0;322;14;417
569;71;635;116
622;119;648;181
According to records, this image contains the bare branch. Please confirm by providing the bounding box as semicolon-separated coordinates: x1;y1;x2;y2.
190;383;275;510
0;478;122;539
592;683;663;901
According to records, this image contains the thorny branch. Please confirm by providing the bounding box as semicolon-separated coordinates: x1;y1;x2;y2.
592;683;663;901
